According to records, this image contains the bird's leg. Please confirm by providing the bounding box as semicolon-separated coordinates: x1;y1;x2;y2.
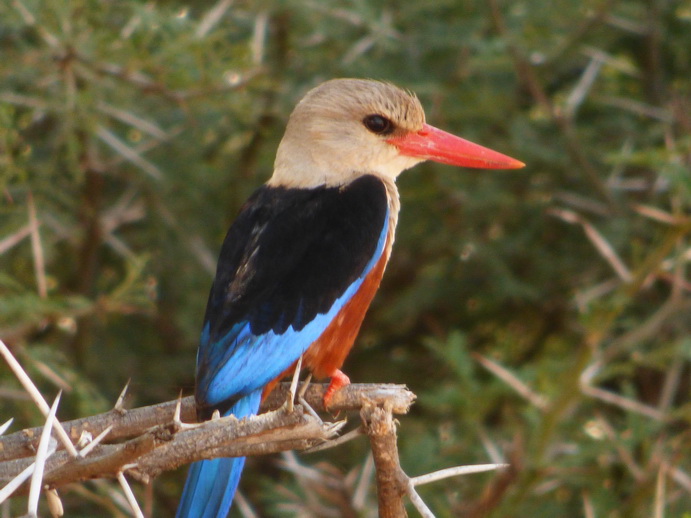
323;369;351;409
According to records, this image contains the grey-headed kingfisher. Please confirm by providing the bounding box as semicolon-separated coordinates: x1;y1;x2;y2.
176;79;524;517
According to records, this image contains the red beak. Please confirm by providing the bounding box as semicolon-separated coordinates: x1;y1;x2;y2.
388;123;525;170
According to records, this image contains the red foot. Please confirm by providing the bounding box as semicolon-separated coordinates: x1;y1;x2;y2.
323;369;350;409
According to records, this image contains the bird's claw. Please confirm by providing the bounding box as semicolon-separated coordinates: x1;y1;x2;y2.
323;369;350;410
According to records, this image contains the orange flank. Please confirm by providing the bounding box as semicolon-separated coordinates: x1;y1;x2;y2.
262;238;391;404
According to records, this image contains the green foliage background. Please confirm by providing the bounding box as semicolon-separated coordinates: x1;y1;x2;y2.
1;0;690;516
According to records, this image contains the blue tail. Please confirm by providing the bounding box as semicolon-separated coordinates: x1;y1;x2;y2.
176;390;262;518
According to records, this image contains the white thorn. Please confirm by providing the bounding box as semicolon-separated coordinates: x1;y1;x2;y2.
79;425;113;457
114;379;131;413
117;472;145;518
0;441;57;504
76;430;93;449
173;391;183;423
407;482;436;518
28;391;61;516
298;395;321;422
410;463;510;487
172;392;201;430
287;355;303;413
0;418;13;436
0;339;78;456
302;422;358;454
297;373;312;400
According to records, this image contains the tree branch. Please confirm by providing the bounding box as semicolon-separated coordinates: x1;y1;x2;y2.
360;397;510;517
361;397;408;518
2;379;507;514
0;383;414;464
0;384;415;495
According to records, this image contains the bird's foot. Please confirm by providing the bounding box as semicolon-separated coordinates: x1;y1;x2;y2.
323;369;350;410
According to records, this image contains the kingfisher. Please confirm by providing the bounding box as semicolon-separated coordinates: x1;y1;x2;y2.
176;78;524;517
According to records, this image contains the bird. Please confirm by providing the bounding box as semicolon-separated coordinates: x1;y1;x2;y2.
176;78;524;518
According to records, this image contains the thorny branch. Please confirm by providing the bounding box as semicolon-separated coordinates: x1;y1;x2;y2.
0;383;414;464
0;334;512;516
0;383;415;492
1;376;508;517
360;398;509;518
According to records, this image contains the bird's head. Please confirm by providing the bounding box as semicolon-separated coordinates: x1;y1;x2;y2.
271;79;524;188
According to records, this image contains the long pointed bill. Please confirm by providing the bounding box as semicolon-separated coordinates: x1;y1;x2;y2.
388;123;525;169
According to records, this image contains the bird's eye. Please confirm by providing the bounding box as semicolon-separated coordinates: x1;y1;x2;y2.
363;114;394;135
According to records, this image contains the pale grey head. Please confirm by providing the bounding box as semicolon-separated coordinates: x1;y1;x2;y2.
270;79;427;188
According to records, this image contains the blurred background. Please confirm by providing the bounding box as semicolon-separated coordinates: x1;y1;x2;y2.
1;0;690;516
